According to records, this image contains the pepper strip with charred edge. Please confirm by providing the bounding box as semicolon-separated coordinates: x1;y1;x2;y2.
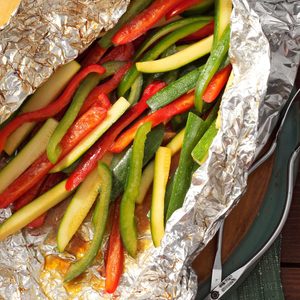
120;122;151;257
202;64;232;103
0;65;106;153
112;0;185;45
66;81;166;191
0;101;108;208
165;0;201;20
111;92;195;153
79;62;132;116
105;200;124;294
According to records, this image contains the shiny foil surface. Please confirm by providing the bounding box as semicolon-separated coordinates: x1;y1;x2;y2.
0;0;129;124
0;0;299;299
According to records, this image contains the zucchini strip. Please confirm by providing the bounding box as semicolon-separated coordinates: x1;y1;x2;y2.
0;180;72;240
136;35;213;74
0;119;58;193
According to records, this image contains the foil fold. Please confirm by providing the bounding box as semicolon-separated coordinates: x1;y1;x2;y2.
0;0;299;299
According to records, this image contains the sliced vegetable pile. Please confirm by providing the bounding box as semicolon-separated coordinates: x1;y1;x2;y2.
0;0;232;293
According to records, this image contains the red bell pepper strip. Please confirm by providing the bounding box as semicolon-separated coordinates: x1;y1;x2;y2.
27;172;66;229
0;154;54;209
100;43;135;64
81;44;107;67
165;0;201;20
0;65;106;153
13;177;46;211
66;81;166;191
0;102;109;208
202;64;232;103
78;93;111;118
105;201;124;294
180;21;214;43
112;0;185;45
79;62;132;115
27;217;46;229
110;92;195;153
60;100;109;152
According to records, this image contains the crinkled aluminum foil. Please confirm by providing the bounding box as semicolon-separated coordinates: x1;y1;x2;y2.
0;0;300;299
0;0;129;124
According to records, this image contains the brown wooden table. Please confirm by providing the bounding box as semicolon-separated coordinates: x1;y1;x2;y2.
280;68;300;299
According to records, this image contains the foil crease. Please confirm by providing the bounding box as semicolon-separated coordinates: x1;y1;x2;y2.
0;0;299;300
0;0;129;124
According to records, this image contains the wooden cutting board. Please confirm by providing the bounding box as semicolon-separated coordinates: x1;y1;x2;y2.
192;153;275;282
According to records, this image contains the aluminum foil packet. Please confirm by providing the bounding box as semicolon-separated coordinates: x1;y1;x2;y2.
0;0;299;299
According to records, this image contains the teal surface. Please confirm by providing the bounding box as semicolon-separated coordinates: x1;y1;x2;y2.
197;99;300;299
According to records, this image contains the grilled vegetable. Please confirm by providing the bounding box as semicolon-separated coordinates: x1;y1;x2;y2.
64;163;112;282
120;122;151;257
151;147;171;247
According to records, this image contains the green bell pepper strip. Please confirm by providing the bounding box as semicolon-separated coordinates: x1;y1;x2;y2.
120;122;151;257
110;124;165;201
47;73;105;164
134;16;213;60
164;173;175;219
147;66;204;111
118;20;212;97
128;74;144;105
166;113;206;221
64;162;112;282
192;119;218;165
98;0;153;49
195;25;230;112
166;102;219;220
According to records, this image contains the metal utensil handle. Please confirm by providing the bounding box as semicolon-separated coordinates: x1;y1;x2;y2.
205;144;300;300
208;88;300;294
249;88;300;174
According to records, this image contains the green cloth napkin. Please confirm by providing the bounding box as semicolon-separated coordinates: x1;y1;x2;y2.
224;238;284;300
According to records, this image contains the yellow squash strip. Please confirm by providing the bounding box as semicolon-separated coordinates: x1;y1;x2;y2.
136;128;185;204
150;147;172;247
